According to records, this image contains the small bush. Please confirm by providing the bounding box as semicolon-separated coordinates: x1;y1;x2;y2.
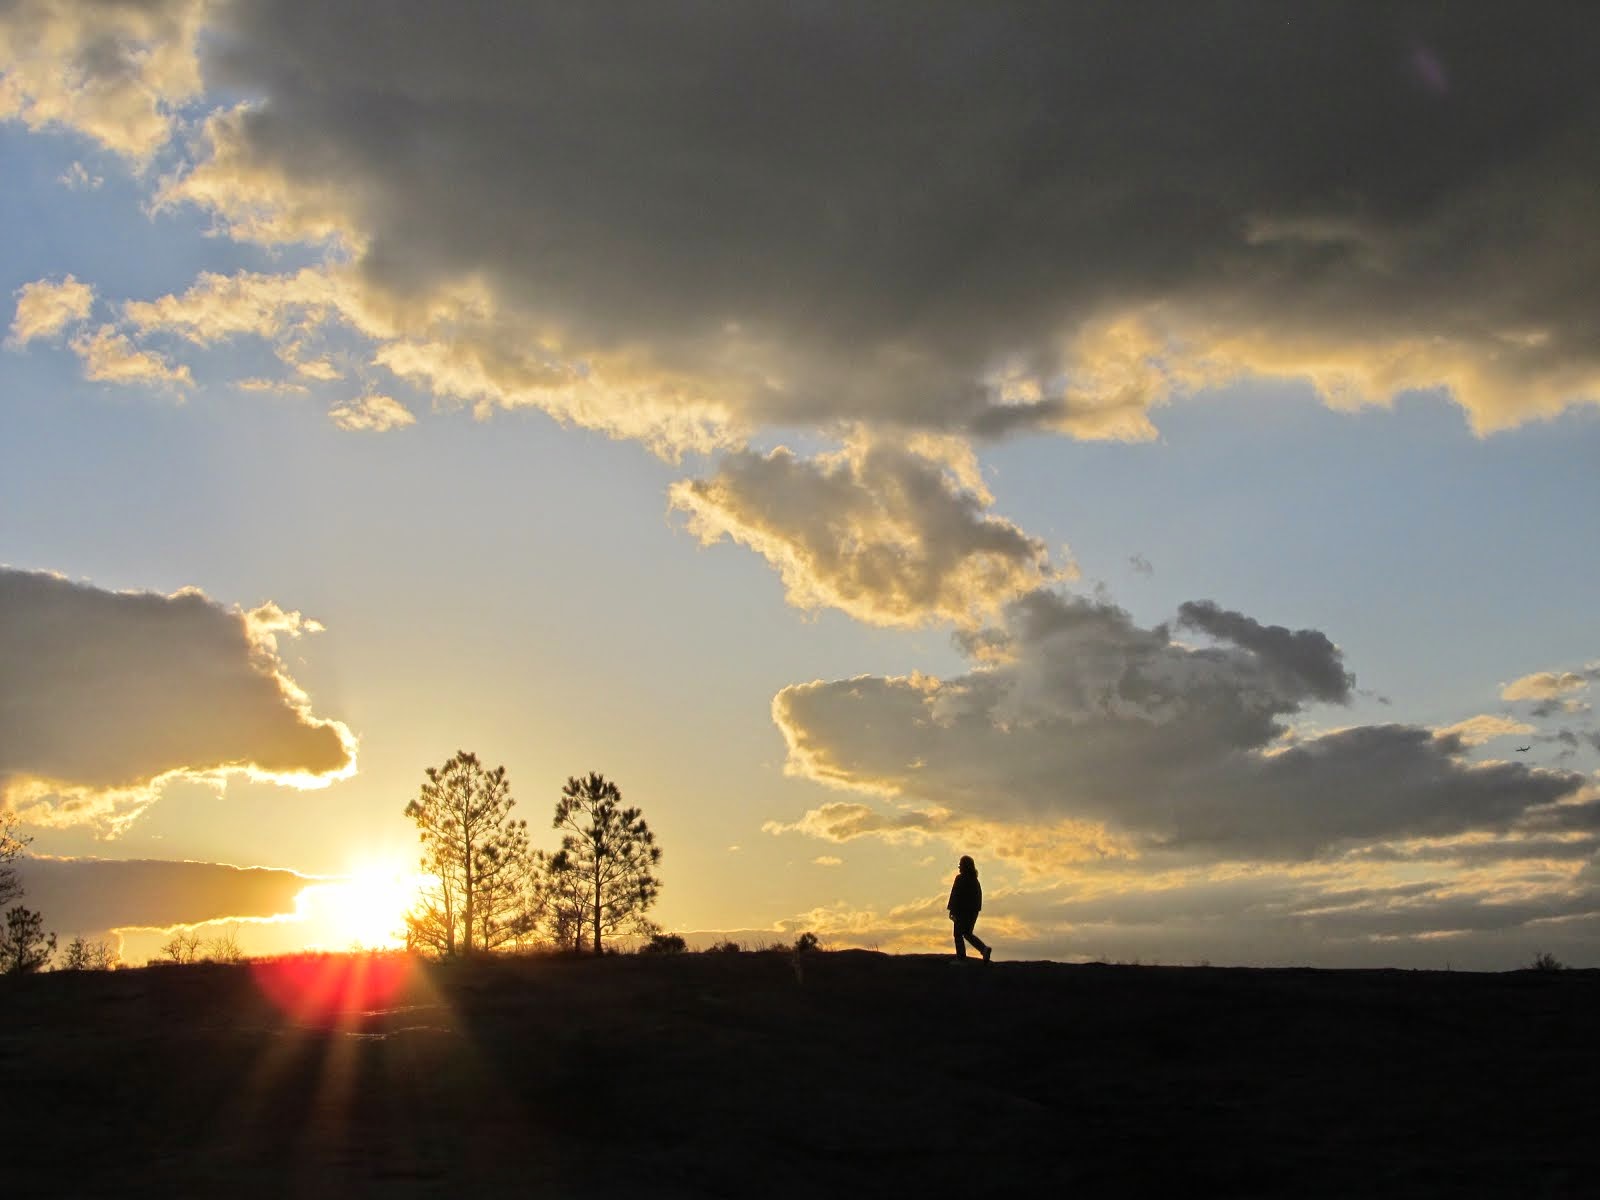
159;930;203;965
708;939;743;955
793;931;820;953
640;932;687;955
1529;951;1565;972
61;936;120;971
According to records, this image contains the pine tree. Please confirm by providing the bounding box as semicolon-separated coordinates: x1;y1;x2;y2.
1;905;55;974
403;751;533;955
547;773;661;955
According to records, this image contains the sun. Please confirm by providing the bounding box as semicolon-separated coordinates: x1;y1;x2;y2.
320;862;417;949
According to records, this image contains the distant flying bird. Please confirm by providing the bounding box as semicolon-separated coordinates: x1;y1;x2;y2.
1516;746;1532;752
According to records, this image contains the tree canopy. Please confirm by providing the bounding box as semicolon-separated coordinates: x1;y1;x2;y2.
403;751;536;956
547;772;661;955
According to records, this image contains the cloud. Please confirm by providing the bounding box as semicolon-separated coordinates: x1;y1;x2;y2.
12;856;310;936
1175;600;1355;704
0;0;206;158
813;856;843;868
0;567;355;830
69;324;191;387
58;160;102;190
103;3;1598;443
8;275;94;346
329;393;414;433
1435;714;1536;747
772;589;1582;860
1503;666;1599;702
671;436;1062;628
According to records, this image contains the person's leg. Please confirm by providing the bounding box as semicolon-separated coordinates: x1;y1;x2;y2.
953;917;971;957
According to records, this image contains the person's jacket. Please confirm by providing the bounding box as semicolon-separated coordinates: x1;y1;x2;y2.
947;872;982;919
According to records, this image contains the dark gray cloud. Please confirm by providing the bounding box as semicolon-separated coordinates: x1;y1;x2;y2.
13;856;310;934
1177;600;1353;704
155;1;1600;438
0;567;354;828
775;589;1583;859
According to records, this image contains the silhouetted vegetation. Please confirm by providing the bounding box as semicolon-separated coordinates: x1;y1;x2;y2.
641;932;687;954
1529;950;1566;972
403;751;540;956
0;809;26;908
793;931;820;953
61;935;119;971
708;939;743;954
159;929;203;964
205;925;247;964
1;905;55;974
545;772;661;955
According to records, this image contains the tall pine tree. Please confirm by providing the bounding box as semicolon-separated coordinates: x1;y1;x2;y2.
547;773;661;954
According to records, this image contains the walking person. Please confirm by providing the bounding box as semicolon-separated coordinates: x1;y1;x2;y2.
947;855;992;962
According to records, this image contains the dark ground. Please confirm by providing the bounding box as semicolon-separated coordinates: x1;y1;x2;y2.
2;950;1596;1197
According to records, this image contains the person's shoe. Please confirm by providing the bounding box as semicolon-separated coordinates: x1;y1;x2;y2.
981;946;993;963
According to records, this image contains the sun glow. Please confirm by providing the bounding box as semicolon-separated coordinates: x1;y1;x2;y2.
310;862;419;950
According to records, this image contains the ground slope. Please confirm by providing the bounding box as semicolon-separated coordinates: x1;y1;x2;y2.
3;951;1596;1197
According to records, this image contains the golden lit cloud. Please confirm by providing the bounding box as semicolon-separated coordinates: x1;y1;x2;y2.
0;568;355;831
329;393;415;433
7;274;94;346
672;436;1064;628
1436;714;1537;747
1503;667;1597;702
69;324;191;387
0;0;205;158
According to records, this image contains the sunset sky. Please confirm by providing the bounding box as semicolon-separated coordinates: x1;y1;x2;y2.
4;2;1599;968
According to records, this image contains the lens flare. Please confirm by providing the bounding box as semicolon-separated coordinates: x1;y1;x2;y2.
251;952;414;1022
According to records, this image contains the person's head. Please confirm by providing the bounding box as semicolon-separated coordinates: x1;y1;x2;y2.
958;855;976;875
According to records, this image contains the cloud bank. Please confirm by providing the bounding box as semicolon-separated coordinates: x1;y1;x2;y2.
9;3;1600;444
0;568;355;830
13;856;310;935
773;590;1585;861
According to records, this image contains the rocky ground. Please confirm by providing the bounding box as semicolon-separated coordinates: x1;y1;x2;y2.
3;950;1596;1197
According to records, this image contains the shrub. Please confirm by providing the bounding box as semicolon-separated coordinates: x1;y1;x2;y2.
1529;951;1565;972
159;930;203;964
205;925;247;964
708;939;743;954
640;932;687;955
61;936;119;971
793;931;820;953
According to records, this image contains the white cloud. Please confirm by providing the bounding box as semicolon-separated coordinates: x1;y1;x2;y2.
8;275;94;346
57;160;101;190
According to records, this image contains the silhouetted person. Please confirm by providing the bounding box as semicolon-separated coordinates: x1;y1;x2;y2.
947;855;991;962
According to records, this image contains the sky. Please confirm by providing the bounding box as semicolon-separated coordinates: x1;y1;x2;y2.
3;1;1599;969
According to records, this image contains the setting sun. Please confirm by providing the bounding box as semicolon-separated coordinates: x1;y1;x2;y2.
309;864;417;950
